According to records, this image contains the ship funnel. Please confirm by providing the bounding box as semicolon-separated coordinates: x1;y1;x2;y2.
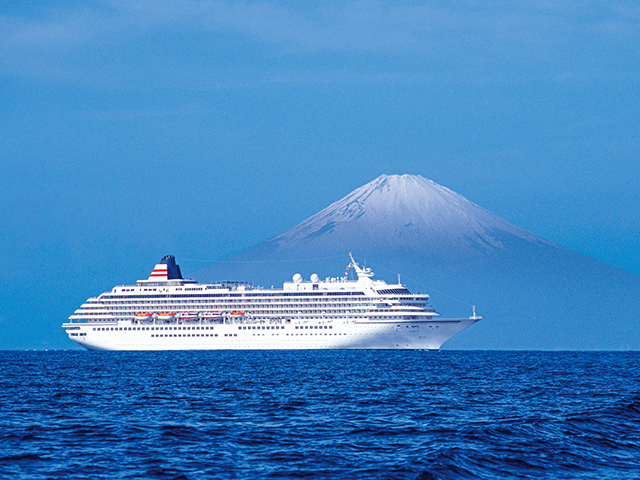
148;255;184;281
161;255;183;280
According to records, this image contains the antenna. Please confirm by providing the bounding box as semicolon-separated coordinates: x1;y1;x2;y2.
397;273;401;285
347;253;374;279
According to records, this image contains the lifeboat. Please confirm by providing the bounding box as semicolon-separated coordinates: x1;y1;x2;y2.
177;311;198;322
135;312;153;320
202;311;222;320
157;312;176;321
230;311;245;316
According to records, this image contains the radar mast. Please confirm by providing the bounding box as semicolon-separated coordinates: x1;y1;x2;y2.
348;253;375;279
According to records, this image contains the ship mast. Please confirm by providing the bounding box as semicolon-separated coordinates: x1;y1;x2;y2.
348;253;374;280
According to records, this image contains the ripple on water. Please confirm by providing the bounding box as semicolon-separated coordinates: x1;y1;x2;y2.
1;350;640;479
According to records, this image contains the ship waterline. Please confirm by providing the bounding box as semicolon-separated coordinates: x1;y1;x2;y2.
63;255;480;351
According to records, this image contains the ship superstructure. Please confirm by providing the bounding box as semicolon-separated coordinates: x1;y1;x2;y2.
63;255;480;350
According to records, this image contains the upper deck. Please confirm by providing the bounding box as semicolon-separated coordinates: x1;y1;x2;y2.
68;254;439;324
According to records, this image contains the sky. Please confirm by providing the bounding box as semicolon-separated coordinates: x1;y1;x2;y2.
1;1;639;349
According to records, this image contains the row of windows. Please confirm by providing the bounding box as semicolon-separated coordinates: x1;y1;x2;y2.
73;329;419;339
238;325;284;330
295;325;332;329
103;291;368;300
91;325;295;332
93;326;214;331
104;298;377;303
91;301;426;309
92;325;337;332
377;288;412;295
150;334;238;338
76;332;385;340
144;333;353;339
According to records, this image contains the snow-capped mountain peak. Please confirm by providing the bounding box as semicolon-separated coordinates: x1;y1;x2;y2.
269;174;549;256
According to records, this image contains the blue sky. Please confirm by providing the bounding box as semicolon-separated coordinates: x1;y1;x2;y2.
1;1;639;349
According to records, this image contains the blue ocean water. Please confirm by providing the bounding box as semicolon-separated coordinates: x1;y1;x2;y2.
1;351;639;479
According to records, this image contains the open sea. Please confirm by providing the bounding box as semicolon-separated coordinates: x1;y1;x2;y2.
1;350;639;479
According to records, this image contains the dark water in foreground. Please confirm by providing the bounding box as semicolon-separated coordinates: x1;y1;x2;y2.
1;351;639;479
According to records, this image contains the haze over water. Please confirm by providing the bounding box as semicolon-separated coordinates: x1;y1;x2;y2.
3;350;639;479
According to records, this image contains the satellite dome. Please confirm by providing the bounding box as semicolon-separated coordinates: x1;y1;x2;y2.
293;273;303;283
310;273;320;283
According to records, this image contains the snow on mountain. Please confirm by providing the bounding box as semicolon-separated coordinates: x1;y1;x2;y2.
270;174;552;257
193;174;640;350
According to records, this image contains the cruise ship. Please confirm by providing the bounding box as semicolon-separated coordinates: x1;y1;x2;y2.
63;255;480;350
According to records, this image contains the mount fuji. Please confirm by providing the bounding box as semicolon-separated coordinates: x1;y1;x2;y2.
193;174;640;350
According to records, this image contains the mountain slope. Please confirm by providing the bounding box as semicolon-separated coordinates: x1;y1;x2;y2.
193;174;640;350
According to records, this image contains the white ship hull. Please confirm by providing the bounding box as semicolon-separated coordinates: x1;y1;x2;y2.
63;255;480;351
63;319;478;351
